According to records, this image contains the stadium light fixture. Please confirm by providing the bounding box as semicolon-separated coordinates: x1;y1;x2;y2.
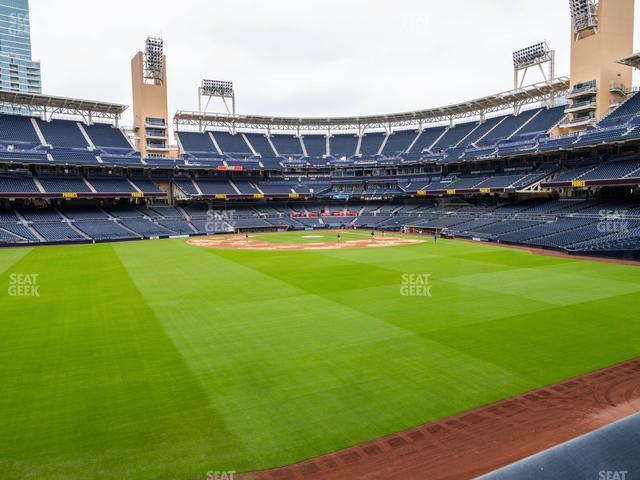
512;42;556;104
143;37;164;83
201;79;234;98
513;43;550;68
197;79;237;131
569;0;599;35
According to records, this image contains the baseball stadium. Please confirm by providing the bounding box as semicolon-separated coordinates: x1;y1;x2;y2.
2;1;640;479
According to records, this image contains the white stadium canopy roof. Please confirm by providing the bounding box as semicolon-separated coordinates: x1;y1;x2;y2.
174;79;569;132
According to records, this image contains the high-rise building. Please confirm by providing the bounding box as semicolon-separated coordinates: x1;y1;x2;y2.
0;0;41;93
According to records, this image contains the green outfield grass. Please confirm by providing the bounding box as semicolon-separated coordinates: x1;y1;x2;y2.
1;235;640;480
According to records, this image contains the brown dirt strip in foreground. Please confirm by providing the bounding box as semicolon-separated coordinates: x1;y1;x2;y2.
188;235;424;251
237;357;640;480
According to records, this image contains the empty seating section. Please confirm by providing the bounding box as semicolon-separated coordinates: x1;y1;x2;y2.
130;178;162;193
409;126;447;154
271;135;303;156
0;224;30;243
459;116;503;147
3;95;640;251
598;92;640;128
177;132;217;156
233;181;258;194
575;127;630;146
538;134;579;151
211;131;253;156
382;130;417;156
105;207;144;218
259;157;283;169
461;146;497;160
84;123;131;149
157;219;194;235
259;183;294;195
359;133;386;156
196;179;237;195
32;222;85;242
0;93;637;174
0;114;40;145
2;223;38;240
174;178;198;195
75;220;135;241
447;177;487;190
88;176;136;193
475;174;524;189
38;175;90;193
37;119;88;148
579;160;640;181
431;123;477;152
2;198;638;252
514;106;566;138
302;135;327;157
330;134;358;158
61;207;108;220
479;110;538;146
552;165;598;182
243;133;275;157
21;208;61;222
226;159;260;170
51;149;98;165
0;174;39;193
100;154;143;166
0;209;17;222
119;218;173;237
0;150;49;164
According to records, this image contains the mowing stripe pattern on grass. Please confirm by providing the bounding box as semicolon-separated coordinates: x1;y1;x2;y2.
1;235;639;479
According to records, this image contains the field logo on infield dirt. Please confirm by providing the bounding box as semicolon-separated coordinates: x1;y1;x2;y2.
599;471;628;480
400;273;432;297
597;210;629;234
8;273;40;297
205;209;237;234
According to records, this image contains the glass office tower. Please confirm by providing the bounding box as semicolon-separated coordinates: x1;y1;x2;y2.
0;0;41;93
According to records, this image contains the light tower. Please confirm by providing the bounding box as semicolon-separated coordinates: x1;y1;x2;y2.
198;79;235;115
131;37;176;158
513;42;557;112
513;42;555;91
195;79;237;133
563;0;634;131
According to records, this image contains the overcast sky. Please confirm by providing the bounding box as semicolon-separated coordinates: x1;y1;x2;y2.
29;0;640;126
